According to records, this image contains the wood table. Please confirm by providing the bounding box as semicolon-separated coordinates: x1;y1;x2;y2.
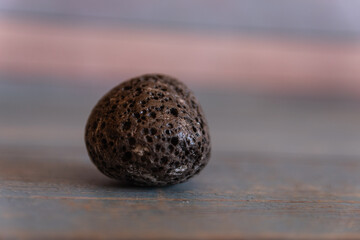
1;83;360;239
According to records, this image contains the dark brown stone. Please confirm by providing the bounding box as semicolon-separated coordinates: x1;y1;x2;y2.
85;74;211;186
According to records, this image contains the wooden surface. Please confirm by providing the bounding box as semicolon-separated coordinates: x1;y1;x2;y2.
2;83;360;239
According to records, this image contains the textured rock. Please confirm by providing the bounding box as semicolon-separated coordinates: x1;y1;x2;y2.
85;74;211;186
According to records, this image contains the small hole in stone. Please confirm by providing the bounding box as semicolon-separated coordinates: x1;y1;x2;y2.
161;157;169;164
146;136;153;142
92;121;97;130
129;137;136;145
151;167;160;172
101;139;108;149
149;112;156;119
150;128;157;135
123;121;131;131
171;137;179;146
124;151;132;161
170;108;178;117
133;113;140;119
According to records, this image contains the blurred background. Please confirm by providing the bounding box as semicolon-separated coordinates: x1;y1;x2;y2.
4;2;360;237
2;0;360;156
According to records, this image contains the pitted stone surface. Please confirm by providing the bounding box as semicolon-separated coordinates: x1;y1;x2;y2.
85;74;211;186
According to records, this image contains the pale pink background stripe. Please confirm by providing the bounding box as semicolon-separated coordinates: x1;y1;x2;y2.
1;19;360;95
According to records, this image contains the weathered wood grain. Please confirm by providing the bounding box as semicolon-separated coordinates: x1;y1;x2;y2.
2;148;360;239
1;83;360;239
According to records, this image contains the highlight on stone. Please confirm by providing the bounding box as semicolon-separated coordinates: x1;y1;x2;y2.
85;74;211;186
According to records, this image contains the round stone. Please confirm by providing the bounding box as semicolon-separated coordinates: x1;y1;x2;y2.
85;74;211;186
